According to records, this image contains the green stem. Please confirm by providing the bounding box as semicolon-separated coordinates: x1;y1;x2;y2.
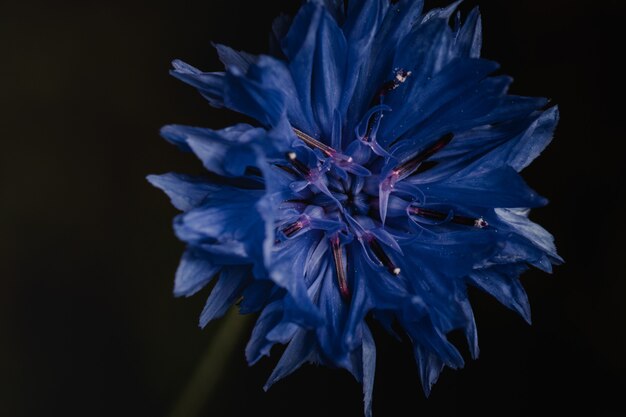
168;308;251;417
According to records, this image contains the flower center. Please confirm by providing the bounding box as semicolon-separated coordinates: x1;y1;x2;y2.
273;70;491;300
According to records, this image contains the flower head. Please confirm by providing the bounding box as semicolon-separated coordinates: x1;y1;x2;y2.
149;1;561;414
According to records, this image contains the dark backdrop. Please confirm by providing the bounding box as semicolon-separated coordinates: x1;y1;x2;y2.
2;1;625;416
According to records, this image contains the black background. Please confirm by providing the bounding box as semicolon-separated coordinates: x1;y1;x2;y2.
2;1;625;416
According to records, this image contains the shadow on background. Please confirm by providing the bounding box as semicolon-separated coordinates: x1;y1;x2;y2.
1;0;624;416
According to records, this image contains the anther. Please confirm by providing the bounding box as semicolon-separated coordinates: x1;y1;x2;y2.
377;68;412;98
331;235;350;299
474;218;489;229
292;128;357;168
282;220;304;237
410;206;489;229
292;128;335;157
367;237;401;276
393;133;453;179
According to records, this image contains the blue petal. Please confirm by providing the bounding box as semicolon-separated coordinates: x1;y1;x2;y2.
405;316;464;370
361;324;376;417
170;60;225;107
343;0;386;52
454;7;482;58
173;249;221;297
186;127;259;177
380;58;500;146
315;258;351;366
173;186;267;268
146;173;215;212
346;0;425;131
414;343;445;397
392;13;455;84
247;56;314;134
282;2;323;132
214;43;256;72
343;245;408;350
265;320;300;347
162;124;264;176
264;329;317;390
238;280;277;314
223;68;285;128
245;301;284;364
419;107;558;184
425;166;548;208
159;124;193;152
491;208;563;272
199;266;250;328
270;234;324;327
420;0;462;23
318;0;345;22
505;106;559;172
468;264;532;324
496;208;561;260
392;77;548;151
311;9;347;138
455;284;479;359
340;0;385;116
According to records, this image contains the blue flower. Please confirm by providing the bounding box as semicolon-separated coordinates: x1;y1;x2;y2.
148;1;562;415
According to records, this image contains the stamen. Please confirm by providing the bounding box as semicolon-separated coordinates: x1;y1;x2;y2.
410;206;489;229
367;237;401;276
292;128;335;157
331;235;350;299
286;152;310;176
393;133;453;178
414;160;439;175
291;129;355;168
474;218;489;229
282;220;304;237
409;207;447;221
